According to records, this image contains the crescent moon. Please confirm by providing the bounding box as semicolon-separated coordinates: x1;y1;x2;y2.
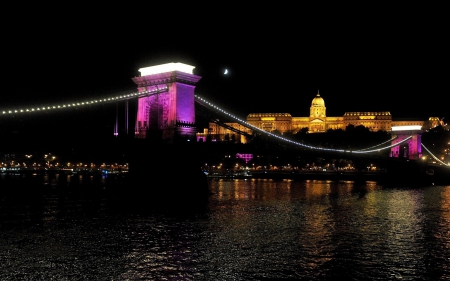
224;69;228;75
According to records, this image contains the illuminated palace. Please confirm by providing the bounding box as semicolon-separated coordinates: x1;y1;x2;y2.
197;92;429;143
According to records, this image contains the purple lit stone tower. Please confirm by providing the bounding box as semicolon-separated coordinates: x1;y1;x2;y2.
390;126;423;160
132;63;202;140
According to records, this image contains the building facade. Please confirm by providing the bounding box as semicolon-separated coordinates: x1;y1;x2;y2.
197;92;427;143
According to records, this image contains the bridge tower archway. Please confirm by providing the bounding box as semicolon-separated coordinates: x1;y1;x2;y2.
398;143;410;159
390;126;423;160
131;63;202;141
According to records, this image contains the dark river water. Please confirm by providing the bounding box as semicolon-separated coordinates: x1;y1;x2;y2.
1;172;449;280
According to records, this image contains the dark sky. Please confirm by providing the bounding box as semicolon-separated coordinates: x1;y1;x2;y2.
1;5;448;122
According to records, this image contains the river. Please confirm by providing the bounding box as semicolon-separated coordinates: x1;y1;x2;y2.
1;172;449;280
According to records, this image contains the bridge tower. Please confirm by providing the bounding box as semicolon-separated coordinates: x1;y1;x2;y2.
132;63;202;141
390;125;423;160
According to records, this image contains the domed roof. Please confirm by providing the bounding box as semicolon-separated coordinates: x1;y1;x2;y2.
311;92;325;106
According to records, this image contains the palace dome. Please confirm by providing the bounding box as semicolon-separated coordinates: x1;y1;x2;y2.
311;93;325;106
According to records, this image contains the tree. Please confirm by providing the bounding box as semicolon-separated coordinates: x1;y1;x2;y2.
271;129;282;136
345;124;355;132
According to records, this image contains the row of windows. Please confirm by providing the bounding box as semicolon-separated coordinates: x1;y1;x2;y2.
393;122;422;124
247;113;292;117
344;112;391;116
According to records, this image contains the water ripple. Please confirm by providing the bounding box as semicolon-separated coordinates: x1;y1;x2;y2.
1;174;450;280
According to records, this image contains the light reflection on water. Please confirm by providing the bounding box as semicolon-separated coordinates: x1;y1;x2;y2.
1;173;449;280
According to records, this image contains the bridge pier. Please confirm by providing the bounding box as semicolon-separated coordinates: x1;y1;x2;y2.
132;63;202;142
390;126;422;160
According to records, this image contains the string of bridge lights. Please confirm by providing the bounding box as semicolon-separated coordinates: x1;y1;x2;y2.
356;136;399;151
421;144;449;166
0;86;168;115
194;95;441;160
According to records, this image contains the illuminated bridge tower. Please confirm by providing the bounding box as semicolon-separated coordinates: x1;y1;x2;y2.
132;63;202;141
390;125;423;160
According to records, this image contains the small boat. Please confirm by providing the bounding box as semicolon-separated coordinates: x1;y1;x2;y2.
425;168;434;176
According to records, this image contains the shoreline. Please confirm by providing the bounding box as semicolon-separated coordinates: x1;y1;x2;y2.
208;166;450;186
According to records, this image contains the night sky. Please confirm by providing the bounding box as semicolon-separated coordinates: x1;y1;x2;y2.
1;6;448;122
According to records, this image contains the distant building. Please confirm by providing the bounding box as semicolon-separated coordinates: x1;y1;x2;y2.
197;92;433;143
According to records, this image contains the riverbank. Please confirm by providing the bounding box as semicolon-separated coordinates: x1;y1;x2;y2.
250;170;388;181
209;164;450;187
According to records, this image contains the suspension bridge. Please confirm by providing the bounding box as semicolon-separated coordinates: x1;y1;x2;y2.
1;62;448;186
